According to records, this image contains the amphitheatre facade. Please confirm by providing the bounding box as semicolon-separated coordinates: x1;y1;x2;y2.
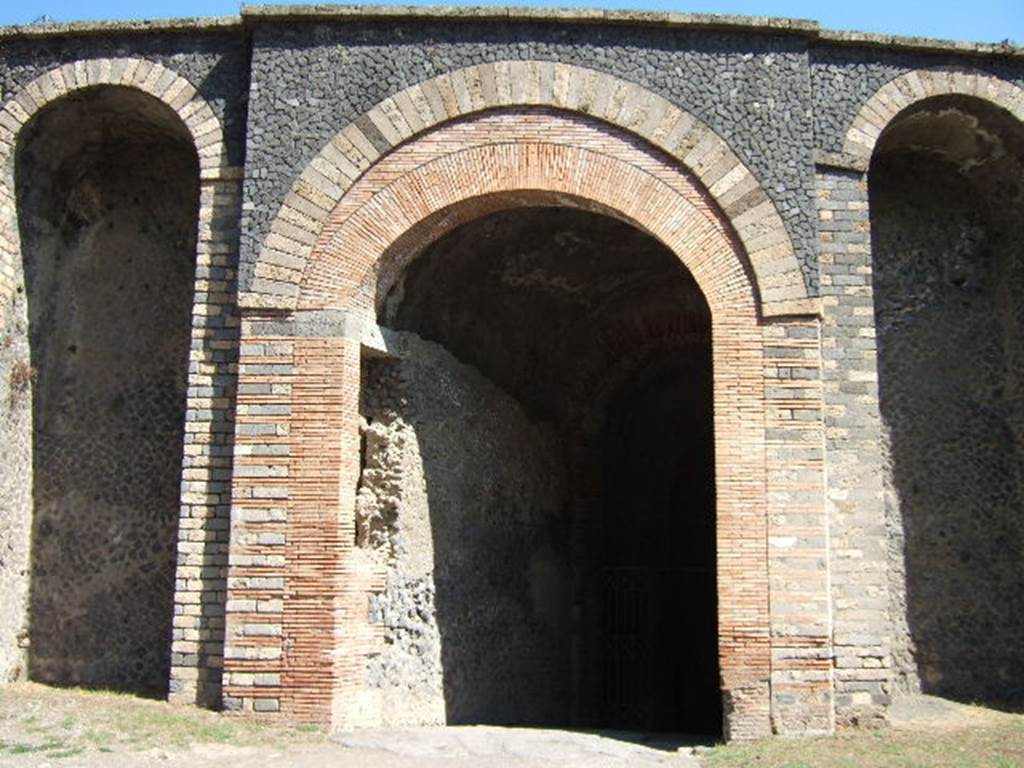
0;4;1022;741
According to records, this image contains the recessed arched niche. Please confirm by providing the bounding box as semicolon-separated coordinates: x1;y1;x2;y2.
15;84;200;696
870;94;1024;707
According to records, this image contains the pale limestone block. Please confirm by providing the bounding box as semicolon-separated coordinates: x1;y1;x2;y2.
523;60;542;104
508;60;529;103
163;77;192;110
365;105;402;147
116;57;141;86
404;83;436;128
417;79;448;124
537;60;555;105
274;217;319;248
650;104;685;144
635;94;670;139
461;66;486;111
295;176;339;213
319;140;361;181
378;97;413;141
283;189;331;222
431;75;460;118
140;61;165;93
493;61;513;105
447;68;473;114
340;124;381;165
391;89;425;134
703;151;741;189
551;63;572;108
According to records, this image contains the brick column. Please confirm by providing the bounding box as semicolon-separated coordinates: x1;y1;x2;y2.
816;166;892;724
764;318;834;735
713;314;772;741
283;335;362;724
220;320;381;726
169;170;244;707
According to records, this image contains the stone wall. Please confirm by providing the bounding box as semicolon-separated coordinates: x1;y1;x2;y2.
240;18;819;294
0;7;1023;740
358;336;570;726
0;281;32;682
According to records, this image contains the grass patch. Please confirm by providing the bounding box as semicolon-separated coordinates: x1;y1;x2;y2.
0;682;325;758
701;719;1024;768
7;739;69;754
46;746;85;759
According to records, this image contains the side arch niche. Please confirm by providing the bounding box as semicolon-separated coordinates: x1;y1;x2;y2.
868;89;1024;706
16;84;197;694
0;58;235;704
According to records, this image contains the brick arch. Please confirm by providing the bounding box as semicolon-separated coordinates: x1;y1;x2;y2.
0;56;231;318
304;110;755;323
843;67;1024;165
245;61;811;317
224;106;777;738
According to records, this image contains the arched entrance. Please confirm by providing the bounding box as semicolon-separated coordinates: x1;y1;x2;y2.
358;204;721;734
226;63;832;737
305;107;769;738
225;96;794;739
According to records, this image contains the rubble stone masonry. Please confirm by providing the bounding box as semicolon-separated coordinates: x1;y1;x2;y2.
0;4;1022;741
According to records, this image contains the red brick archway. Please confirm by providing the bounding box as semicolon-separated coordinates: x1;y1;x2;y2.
224;107;831;740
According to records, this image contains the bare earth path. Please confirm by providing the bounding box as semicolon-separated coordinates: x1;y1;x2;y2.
0;735;701;768
3;683;1024;768
0;683;699;767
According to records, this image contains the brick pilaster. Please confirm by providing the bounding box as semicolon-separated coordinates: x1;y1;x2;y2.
817;166;892;724
220;328;292;714
169;172;244;707
764;319;834;735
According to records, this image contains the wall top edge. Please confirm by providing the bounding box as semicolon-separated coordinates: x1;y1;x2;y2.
240;4;819;33
0;4;1020;60
815;28;1023;58
0;15;242;38
240;5;1024;56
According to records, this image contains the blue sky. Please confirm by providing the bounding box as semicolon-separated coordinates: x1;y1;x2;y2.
0;0;1022;45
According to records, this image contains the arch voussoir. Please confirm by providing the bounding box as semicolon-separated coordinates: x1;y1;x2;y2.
298;111;754;320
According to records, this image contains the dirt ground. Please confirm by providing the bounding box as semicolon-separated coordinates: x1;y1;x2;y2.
0;683;699;767
2;683;1023;768
0;737;700;768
